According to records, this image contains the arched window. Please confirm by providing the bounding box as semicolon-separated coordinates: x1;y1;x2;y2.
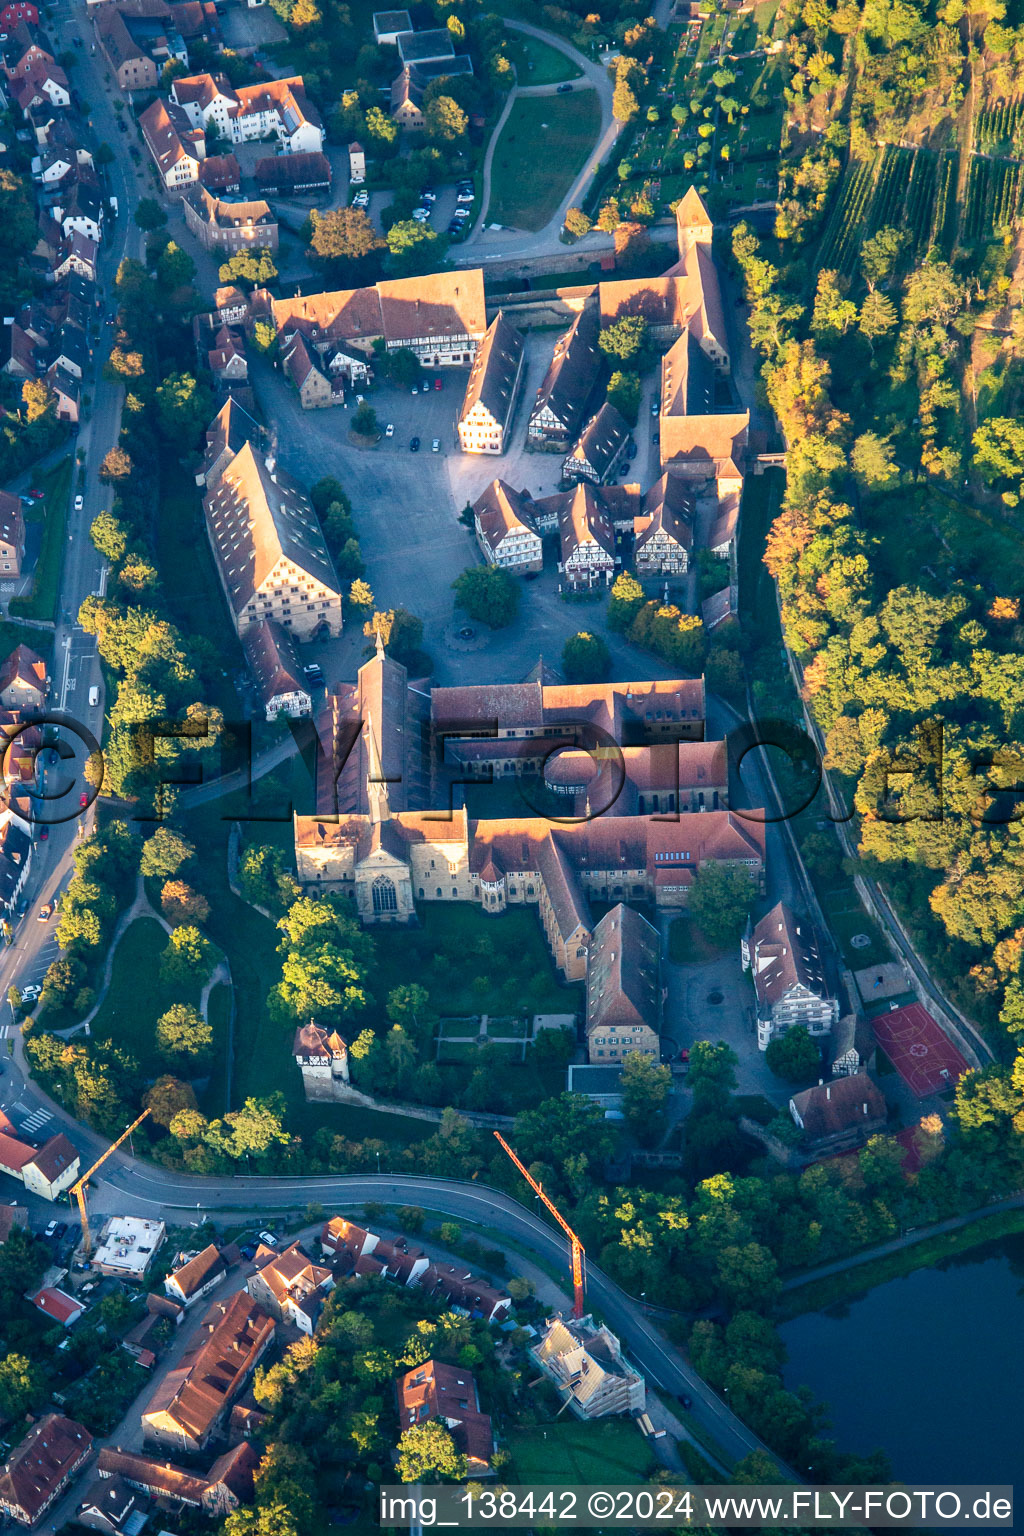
419;887;424;898
372;875;398;913
436;887;442;897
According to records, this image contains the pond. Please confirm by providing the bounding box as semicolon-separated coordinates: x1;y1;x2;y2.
780;1234;1024;1483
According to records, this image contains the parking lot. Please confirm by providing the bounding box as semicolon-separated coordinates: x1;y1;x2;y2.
358;182;471;243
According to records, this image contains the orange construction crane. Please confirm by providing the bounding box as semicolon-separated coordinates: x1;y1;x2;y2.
71;1106;152;1257
494;1131;585;1319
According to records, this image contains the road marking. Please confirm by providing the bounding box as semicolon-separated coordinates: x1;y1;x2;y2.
20;1108;52;1133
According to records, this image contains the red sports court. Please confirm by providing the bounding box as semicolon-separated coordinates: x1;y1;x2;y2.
872;1003;969;1097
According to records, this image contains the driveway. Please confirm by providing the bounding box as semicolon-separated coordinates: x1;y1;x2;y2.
466;19;620;256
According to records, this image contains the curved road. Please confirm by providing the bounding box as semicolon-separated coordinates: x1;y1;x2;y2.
467;19;621;256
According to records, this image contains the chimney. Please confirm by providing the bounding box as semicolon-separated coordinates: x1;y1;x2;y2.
863;1102;868;1115
825;1085;830;1099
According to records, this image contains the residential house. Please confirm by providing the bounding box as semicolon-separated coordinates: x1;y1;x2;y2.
92;1217;166;1278
30;1285;85;1326
205;324;247;386
74;1475;148;1536
211;285;249;326
552;482;617;589
702;585;737;632
562;401;630;486
742;901;839;1051
141;1293;275;1454
377;269;486;366
373;8;411;43
52;231;98;283
0;1202;28;1243
254;151;332;197
246;1239;334;1333
0;814;31;917
0;1124;79;1198
396;1360;493;1476
198;153;241;194
281;331;332;409
396;27;454;66
0;3;39;32
0;1416;92;1526
388;55;473;129
348;139;364;181
1;20;53;80
202;438;343;640
96;7;158;90
527;306;601;449
472;479;542;573
139;97;204;195
54;179;103;243
48;366;80;423
788;1072;886;1153
243;619;312;722
417;1264;511;1323
293;1019;349;1098
585;902;661;1064
9;58;69;113
95;1445;259;1518
457;310;525;455
197;394;267;491
164;1243;228;1309
267;268;485;368
633;472;694;576
0;490;25;576
320;1214;377;1264
182;185;278;255
531;1315;645;1419
170;71;323;152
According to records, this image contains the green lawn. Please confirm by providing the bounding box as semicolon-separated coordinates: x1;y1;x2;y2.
488;90;602;231
507;1419;655;1484
505;31;581;85
89;916;201;1075
199;981;232;1118
11;457;71;623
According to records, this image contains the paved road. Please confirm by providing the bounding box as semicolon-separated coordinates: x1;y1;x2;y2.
467;20;620;255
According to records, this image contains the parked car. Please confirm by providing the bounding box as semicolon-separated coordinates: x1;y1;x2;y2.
258;1230;278;1248
29;488;43;499
79;792;89;808
45;1220;58;1238
412;207;430;223
650;397;660;416
421;188;436;202
385;422;394;437
410;436;420;452
434;377;442;390
20;983;40;1001
38;827;47;841
239;1243;257;1261
411;384;419;394
456;190;474;204
447;220;466;238
431;438;440;452
303;663;323;684
556;81;573;92
73;494;83;512
54;1221;67;1239
37;902;53;921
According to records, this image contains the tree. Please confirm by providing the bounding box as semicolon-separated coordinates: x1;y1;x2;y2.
561;631;610;683
599;315;649;365
90;510;129;563
564;207;592;239
157;240;196;291
425;93;467;143
974;417;1024;502
621;1053;672;1144
155;372;213;447
613;76;640;121
858;289;897;344
352;401;379;437
161;879;211;926
607;369;641;424
21;378;52;424
363;609;424;667
851;431;897;487
270;894;373;1027
141;827;195;879
308;207;384;265
396;1421;466;1483
859;225;909;289
156;1003;213;1063
608;570;645;633
365;104;399;153
349;578;374;614
159;925;215;987
134;198;167;231
386;218;443;276
452;565;519;628
100;446;133;484
0;1352;41;1421
146;1074;199;1128
764;1025;821;1083
687;861;755;948
217;248;278;288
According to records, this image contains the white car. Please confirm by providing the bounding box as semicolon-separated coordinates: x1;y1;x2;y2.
431;438;440;453
73;494;84;512
352;192;369;207
20;983;40;1001
456;190;474;204
258;1230;278;1248
45;1220;58;1238
412;208;430;222
385;423;394;437
421;189;436;202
